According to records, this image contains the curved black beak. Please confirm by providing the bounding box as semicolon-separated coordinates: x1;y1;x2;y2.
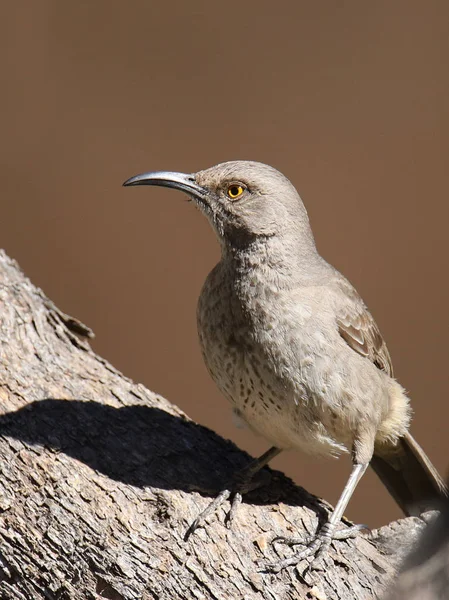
123;171;207;201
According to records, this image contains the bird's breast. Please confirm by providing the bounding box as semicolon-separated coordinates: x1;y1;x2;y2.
196;264;350;454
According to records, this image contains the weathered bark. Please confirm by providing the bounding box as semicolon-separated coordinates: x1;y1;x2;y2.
0;250;433;599
386;502;449;600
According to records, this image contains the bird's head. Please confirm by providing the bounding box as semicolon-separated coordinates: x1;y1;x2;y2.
123;160;314;250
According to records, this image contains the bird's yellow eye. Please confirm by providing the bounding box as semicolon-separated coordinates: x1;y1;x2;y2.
227;184;245;199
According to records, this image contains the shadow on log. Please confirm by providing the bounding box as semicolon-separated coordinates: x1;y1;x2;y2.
0;250;440;599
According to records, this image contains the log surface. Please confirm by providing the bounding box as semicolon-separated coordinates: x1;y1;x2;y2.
0;250;428;599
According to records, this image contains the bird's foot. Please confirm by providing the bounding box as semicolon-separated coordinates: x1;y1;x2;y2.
263;523;370;573
185;468;271;540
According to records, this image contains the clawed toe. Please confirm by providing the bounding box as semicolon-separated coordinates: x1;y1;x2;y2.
264;535;328;572
333;523;370;540
185;489;232;540
225;491;243;527
264;522;368;573
185;486;251;539
271;535;313;547
186;448;280;539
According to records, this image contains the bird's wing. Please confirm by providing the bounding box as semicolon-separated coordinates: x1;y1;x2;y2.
335;278;394;377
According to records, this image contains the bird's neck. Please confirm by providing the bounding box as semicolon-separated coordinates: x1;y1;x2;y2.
220;233;323;288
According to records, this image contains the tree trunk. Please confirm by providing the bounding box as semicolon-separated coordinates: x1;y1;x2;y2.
0;250;434;599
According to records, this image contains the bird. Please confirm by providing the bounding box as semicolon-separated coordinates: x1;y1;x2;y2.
123;160;447;570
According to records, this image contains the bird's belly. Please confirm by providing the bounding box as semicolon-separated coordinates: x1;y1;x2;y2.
200;336;349;457
235;377;350;457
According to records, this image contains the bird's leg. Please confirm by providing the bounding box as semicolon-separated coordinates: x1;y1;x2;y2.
186;446;282;539
266;462;369;572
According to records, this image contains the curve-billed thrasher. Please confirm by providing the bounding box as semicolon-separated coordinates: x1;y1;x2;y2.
124;161;447;570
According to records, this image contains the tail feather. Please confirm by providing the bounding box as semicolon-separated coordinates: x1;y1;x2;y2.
371;432;447;517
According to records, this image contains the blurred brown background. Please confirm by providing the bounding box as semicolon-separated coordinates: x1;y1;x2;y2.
1;1;448;527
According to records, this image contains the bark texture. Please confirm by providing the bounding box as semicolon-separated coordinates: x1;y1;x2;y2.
0;250;435;599
386;502;449;600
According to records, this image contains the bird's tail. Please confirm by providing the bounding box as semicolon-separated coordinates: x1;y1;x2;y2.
371;432;447;516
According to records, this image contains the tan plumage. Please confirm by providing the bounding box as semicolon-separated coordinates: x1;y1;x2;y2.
124;160;447;567
334;280;447;514
336;282;394;376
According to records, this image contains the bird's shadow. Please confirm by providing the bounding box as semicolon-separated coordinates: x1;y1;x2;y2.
0;399;321;514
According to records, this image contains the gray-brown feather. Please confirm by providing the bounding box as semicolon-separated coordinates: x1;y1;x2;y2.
332;276;447;512
335;279;394;376
191;160;445;515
